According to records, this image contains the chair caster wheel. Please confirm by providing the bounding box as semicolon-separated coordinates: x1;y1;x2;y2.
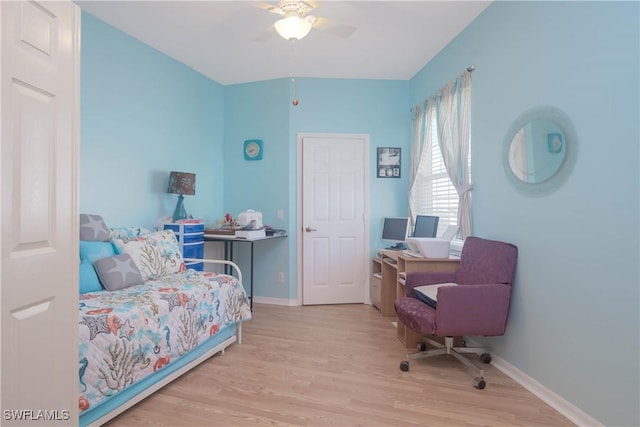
400;361;410;372
417;342;427;352
480;353;492;364
474;377;486;389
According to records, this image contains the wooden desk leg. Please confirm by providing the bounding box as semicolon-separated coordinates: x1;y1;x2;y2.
404;328;422;350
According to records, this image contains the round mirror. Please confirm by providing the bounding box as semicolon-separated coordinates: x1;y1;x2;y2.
503;106;577;196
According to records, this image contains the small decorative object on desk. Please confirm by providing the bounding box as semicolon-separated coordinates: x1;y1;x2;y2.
223;213;237;227
205;214;241;235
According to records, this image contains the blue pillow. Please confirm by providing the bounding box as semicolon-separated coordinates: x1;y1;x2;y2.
79;259;102;293
79;241;116;294
79;241;116;262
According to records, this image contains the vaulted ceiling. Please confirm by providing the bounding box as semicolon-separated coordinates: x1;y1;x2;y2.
76;1;491;85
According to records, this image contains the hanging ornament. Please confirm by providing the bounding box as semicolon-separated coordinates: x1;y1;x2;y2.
291;77;299;107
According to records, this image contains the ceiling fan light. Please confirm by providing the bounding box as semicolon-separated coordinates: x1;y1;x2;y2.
274;16;312;40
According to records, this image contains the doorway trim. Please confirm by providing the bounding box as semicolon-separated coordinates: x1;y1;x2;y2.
296;132;371;306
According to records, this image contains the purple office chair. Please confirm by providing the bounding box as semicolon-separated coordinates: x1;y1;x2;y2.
394;236;518;389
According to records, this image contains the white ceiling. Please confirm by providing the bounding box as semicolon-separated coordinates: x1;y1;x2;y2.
76;1;492;86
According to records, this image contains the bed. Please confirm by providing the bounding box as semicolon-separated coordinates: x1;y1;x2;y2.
78;215;251;426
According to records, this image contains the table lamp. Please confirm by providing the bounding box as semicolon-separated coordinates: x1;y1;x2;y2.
167;171;195;222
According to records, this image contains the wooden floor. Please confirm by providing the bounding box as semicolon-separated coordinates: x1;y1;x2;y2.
105;303;574;426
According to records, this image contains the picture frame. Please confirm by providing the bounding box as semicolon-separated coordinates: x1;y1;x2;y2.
377;147;401;178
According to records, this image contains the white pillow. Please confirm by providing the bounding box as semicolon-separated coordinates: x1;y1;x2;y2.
112;230;184;281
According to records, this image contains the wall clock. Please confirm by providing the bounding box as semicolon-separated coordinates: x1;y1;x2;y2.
243;139;263;160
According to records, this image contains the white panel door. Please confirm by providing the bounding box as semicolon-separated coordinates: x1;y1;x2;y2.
1;1;79;425
301;134;368;305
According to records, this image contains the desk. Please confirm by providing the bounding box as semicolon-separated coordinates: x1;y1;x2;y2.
371;250;460;348
204;233;287;310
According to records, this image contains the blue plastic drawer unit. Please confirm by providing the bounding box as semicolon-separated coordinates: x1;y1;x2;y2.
163;222;204;271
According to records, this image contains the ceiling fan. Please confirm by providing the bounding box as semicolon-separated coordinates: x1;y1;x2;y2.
257;1;356;41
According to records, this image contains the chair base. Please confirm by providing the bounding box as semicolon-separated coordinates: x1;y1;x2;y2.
399;336;492;389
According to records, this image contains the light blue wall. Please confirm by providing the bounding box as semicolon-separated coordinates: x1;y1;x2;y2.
80;12;225;230
223;78;410;301
289;78;411;253
410;2;639;425
222;79;292;299
80;4;639;424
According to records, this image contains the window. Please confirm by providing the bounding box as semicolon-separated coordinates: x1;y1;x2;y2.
409;70;472;247
412;110;469;237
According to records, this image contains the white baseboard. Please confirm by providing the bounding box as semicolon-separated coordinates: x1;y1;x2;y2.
252;296;299;306
490;354;603;427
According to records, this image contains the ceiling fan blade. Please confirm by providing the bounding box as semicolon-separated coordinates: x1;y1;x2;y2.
313;17;356;39
252;1;279;12
304;0;319;9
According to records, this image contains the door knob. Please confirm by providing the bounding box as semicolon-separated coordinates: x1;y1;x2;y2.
305;226;317;232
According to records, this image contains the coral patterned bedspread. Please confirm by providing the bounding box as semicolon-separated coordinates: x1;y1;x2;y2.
78;269;251;413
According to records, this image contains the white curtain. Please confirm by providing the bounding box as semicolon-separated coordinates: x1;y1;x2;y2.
408;103;427;225
408;70;472;239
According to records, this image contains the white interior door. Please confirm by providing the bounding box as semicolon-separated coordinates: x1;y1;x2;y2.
300;134;369;305
1;1;80;424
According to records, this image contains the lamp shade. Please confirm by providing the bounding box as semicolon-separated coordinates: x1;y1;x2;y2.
274;15;312;40
167;171;195;196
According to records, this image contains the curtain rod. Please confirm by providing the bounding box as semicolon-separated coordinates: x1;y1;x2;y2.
410;65;475;113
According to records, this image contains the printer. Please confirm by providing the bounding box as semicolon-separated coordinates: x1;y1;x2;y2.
405;237;450;258
405;225;459;258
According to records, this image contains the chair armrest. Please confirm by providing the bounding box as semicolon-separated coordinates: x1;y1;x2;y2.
434;284;512;337
405;271;457;296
